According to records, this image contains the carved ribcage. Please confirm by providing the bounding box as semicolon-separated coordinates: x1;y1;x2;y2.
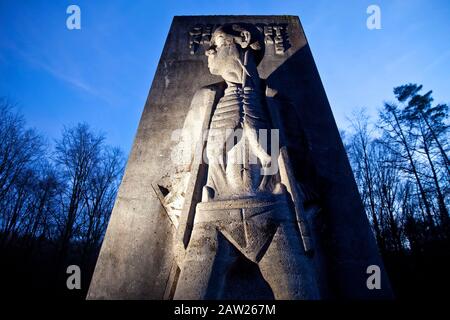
210;91;242;130
242;91;267;130
210;87;267;131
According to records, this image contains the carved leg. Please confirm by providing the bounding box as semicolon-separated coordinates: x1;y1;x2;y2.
257;222;320;300
173;224;238;299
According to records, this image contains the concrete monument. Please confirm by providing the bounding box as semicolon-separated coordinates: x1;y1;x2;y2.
88;16;393;300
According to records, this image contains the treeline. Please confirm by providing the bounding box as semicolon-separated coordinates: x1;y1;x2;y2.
0;98;125;298
1;83;448;299
343;84;449;298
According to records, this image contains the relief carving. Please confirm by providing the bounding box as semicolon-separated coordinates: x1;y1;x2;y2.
189;23;290;56
155;23;321;300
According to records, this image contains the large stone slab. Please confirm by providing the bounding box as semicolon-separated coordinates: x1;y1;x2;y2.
87;15;392;299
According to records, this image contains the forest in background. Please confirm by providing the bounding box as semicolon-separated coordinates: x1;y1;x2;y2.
0;82;448;299
0;97;125;298
343;84;449;299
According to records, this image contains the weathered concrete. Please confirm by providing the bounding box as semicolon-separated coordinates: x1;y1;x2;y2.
88;16;393;300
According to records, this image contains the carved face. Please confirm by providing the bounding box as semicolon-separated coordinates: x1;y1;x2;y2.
205;31;244;83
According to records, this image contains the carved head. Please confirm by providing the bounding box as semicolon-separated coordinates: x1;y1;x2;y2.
205;23;265;84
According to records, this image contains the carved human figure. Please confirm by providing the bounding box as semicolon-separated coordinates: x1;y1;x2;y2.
167;23;320;300
201;23;280;202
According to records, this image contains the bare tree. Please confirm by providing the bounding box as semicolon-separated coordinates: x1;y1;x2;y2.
22;163;61;252
398;84;449;231
53;123;104;264
79;146;124;266
396;84;449;176
347;109;386;252
372;142;403;252
0;98;44;247
379;102;435;232
0;98;124;297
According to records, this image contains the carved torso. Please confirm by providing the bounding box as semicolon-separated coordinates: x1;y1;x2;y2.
210;83;268;131
210;85;243;130
204;83;275;200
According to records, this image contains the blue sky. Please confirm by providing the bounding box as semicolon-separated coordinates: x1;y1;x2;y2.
1;0;449;154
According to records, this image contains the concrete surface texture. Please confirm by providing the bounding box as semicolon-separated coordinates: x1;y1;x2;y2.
87;16;393;300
